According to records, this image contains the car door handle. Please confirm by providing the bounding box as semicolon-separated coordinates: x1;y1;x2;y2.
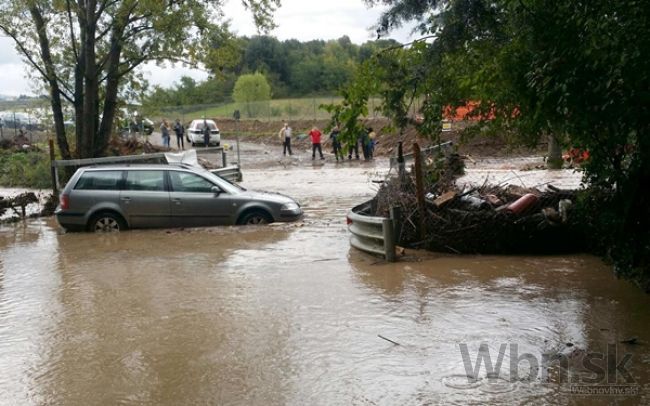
120;197;131;203
172;198;182;205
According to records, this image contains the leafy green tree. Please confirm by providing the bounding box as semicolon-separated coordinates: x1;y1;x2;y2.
0;0;278;159
347;0;650;282
233;72;272;117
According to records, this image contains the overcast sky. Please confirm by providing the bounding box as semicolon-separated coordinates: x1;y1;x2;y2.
0;0;415;96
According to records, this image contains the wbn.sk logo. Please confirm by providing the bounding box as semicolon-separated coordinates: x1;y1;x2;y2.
459;343;638;396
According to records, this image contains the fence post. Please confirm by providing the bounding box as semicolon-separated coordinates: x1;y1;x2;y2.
382;218;396;262
49;139;58;196
397;141;406;179
390;206;402;245
221;149;227;168
413;142;426;240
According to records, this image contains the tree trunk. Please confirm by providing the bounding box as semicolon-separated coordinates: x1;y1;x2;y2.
75;8;87;158
96;27;124;156
81;0;99;158
29;6;72;160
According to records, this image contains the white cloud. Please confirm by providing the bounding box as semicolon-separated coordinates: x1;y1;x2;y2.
143;62;209;89
0;63;41;97
224;0;415;43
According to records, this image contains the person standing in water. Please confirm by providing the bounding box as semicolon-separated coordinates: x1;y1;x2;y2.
329;124;344;161
160;119;171;148
279;122;293;156
173;119;185;150
309;126;324;160
203;119;210;147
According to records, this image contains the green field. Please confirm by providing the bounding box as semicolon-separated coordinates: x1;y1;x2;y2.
148;97;387;122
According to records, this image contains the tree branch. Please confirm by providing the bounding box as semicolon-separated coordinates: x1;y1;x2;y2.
377;34;437;54
65;0;79;59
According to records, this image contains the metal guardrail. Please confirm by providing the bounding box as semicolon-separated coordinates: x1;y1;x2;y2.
212;165;243;183
51;146;238;191
389;141;454;170
347;200;398;262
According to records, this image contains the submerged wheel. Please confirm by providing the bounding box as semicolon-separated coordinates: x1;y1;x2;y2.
238;210;272;225
89;212;126;232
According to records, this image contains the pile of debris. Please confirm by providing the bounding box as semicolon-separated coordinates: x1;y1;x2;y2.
107;136;167;156
374;160;584;254
0;192;58;223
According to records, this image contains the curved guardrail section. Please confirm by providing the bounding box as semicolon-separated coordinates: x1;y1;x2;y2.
347;200;396;262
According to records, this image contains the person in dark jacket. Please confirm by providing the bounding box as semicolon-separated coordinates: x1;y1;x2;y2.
348;136;360;160
329;125;344;161
203;119;210;147
173;119;185;150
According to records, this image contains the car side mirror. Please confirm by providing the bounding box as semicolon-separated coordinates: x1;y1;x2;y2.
211;186;222;196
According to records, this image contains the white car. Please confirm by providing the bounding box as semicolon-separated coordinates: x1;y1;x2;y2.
186;119;221;146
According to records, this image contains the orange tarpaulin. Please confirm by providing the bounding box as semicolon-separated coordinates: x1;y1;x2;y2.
443;101;496;121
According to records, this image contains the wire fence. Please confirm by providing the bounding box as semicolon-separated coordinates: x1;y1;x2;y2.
143;97;420;123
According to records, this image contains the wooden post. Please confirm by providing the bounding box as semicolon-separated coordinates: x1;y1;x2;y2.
397;140;405;179
235;119;241;166
390;206;402;245
49;139;58;197
413;142;426;240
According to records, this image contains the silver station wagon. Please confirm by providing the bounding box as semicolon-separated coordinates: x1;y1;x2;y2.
55;164;303;232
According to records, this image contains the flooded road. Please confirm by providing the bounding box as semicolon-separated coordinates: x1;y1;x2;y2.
1;153;649;405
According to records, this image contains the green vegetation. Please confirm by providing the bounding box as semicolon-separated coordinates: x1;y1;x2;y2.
148;96;387;123
340;0;650;286
0;0;278;159
0;149;50;189
233;73;272;118
141;36;400;112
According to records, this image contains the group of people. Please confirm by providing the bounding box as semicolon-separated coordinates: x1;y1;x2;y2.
160;119;187;150
279;122;376;161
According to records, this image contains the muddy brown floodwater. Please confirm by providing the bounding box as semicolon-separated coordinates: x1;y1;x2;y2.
1;149;649;405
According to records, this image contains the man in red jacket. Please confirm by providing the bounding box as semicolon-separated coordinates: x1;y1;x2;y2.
309;126;324;160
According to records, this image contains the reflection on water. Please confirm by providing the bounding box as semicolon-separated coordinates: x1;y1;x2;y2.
1;164;649;405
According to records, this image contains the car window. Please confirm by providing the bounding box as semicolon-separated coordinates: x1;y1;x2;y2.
75;170;122;190
193;121;217;130
124;170;166;191
169;171;217;193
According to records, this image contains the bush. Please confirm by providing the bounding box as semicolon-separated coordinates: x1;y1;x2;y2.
0;150;51;189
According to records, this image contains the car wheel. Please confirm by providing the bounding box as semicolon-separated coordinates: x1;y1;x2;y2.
89;212;126;232
238;210;272;225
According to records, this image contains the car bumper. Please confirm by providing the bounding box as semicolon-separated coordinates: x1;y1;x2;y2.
189;133;221;144
55;208;87;230
278;208;303;222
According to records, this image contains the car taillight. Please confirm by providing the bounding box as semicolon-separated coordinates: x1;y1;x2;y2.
60;194;69;210
346;216;352;225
